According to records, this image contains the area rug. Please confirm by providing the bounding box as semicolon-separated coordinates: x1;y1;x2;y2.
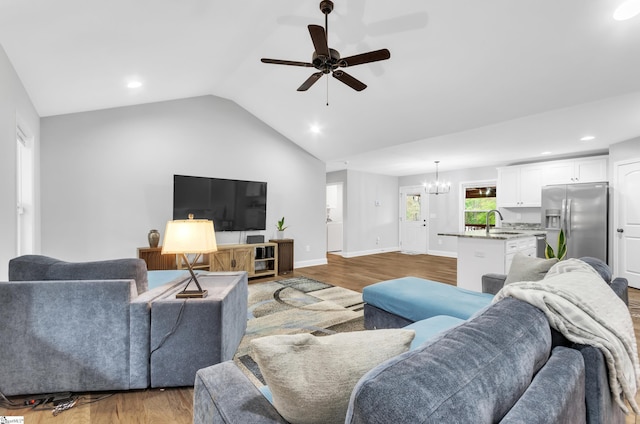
234;276;364;387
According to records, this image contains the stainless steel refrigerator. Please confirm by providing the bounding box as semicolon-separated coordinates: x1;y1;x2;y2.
541;182;609;263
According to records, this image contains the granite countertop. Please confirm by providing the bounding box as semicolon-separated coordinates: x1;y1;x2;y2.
438;229;545;240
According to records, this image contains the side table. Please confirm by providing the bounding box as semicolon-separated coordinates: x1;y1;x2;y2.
269;238;294;275
149;272;248;387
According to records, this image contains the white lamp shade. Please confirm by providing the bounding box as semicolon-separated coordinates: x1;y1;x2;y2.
161;219;217;254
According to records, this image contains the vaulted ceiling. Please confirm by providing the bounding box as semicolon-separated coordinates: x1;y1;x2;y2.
1;0;639;175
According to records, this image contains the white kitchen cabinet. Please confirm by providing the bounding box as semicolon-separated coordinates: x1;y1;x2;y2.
497;165;543;207
543;156;608;185
457;236;536;292
504;237;537;273
498;156;608;208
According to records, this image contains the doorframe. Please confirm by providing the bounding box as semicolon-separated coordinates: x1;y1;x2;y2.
399;185;428;253
612;157;640;282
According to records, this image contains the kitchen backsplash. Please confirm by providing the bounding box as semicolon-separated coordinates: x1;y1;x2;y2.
501;222;544;230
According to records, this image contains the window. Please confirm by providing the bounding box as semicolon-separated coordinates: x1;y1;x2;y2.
464;186;497;231
405;194;421;221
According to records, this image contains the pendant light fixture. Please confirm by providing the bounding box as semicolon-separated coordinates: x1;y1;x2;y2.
427;161;450;195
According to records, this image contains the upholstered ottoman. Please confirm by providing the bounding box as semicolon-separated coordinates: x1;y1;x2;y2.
149;272;248;387
363;276;493;329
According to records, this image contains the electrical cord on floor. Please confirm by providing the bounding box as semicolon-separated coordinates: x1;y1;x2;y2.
0;390;25;409
1;390;114;415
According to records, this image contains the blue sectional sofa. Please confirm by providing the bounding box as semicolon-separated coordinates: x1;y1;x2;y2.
193;257;630;424
194;297;589;423
0;255;248;396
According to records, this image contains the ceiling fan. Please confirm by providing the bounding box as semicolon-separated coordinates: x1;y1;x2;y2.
261;0;391;93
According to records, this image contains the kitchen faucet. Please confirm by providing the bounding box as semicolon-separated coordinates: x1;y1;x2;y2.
486;209;504;235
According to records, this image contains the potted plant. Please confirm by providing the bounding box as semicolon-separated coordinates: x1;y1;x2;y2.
276;217;288;239
545;228;567;260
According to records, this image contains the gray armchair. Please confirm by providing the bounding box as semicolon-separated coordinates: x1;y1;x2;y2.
0;255;151;396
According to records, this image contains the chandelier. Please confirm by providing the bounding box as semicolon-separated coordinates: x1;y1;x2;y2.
427;161;450;195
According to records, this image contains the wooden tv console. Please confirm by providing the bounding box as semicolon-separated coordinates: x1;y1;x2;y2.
140;243;278;278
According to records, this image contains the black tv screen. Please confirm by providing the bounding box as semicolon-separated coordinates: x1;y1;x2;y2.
173;175;267;231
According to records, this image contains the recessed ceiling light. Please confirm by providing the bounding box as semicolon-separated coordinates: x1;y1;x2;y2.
541;151;552;155
614;0;640;20
310;124;321;134
580;135;595;141
127;81;142;89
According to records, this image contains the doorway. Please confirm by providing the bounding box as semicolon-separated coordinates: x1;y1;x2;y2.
399;186;428;253
16;124;35;256
614;159;640;289
326;183;343;252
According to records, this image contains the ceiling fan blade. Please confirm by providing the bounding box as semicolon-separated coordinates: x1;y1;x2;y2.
261;58;313;67
308;24;330;57
332;70;367;91
338;49;391;67
297;72;324;91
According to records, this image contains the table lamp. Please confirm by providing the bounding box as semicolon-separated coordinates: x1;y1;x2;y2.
161;214;217;298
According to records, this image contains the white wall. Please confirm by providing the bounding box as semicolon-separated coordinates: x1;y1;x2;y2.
0;45;40;279
326;169;399;257
40;95;327;268
609;138;640;167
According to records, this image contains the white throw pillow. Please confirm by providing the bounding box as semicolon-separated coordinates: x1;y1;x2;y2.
505;253;558;285
250;329;415;424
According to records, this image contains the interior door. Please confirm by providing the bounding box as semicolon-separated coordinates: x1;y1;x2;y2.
615;160;640;288
399;186;428;253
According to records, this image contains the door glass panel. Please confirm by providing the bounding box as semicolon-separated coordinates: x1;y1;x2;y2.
406;194;421;221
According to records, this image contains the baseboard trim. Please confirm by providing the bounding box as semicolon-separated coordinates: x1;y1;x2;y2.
294;258;328;269
428;249;457;258
340;247;400;258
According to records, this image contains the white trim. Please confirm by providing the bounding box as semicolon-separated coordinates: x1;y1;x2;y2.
340;247;401;258
427;249;458;258
294;258;328;268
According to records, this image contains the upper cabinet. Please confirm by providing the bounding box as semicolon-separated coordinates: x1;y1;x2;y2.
498;156;608;208
497;164;544;207
543;156;608;185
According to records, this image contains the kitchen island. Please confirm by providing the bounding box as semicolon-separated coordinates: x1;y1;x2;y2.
439;230;544;292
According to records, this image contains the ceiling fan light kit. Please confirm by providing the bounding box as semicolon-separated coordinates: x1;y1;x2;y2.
261;0;390;96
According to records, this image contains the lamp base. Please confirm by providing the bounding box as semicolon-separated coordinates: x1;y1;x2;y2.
176;289;208;299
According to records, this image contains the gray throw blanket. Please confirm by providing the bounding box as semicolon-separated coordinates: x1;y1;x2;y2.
494;259;640;414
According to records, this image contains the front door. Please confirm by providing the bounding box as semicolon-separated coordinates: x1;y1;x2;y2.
615;159;640;289
399;186;428;253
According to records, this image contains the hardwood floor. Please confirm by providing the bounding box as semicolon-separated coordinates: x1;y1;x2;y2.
1;252;638;423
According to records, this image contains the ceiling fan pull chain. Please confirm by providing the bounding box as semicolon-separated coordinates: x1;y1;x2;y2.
326;76;329;106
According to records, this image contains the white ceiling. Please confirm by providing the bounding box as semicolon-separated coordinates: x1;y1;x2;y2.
1;0;640;176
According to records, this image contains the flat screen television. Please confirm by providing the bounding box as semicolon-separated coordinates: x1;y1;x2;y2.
173;175;267;231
